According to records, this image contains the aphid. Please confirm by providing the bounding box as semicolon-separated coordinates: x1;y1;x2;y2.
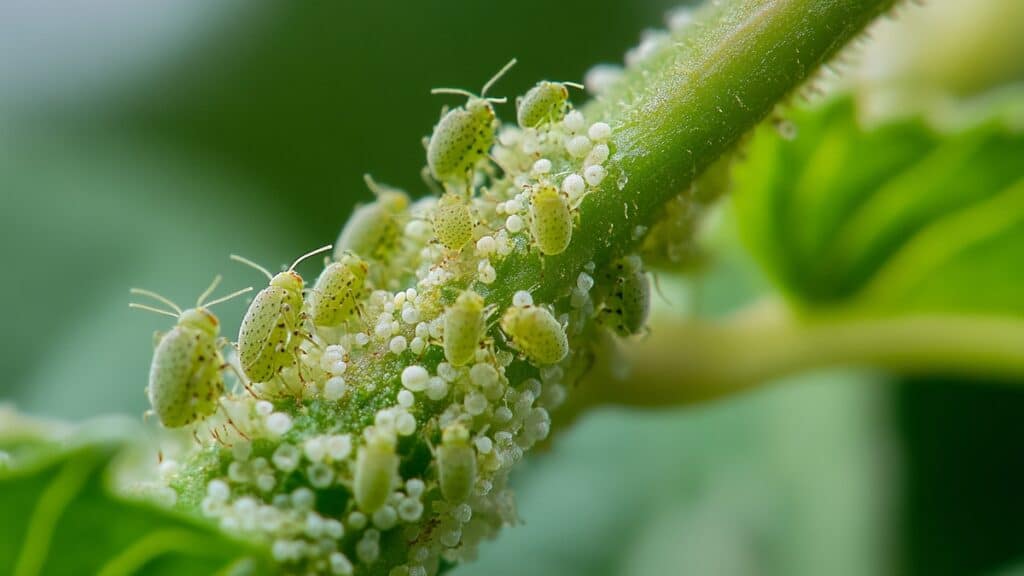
427;59;516;185
437;424;476;503
309;251;369;328
231;245;333;384
129;277;252;428
598;255;651;336
516;80;584;129
354;430;398;513
335;175;409;264
433;192;474;251
529;184;573;256
500;304;568;365
443;290;486;367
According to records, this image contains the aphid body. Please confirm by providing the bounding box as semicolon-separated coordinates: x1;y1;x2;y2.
443;290;486;367
354;430;398;513
130;277;252;428
437;424;476;502
232;246;332;384
433;192;474;251
529;184;573;256
309;252;369;328
427;59;516;185
516;80;582;128
335;175;409;264
500;304;568;365
599;255;651;336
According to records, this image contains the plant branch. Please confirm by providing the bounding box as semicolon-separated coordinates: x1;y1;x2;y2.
490;0;897;306
576;303;1024;410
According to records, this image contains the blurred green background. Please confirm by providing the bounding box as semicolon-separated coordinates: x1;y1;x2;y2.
1;1;1022;574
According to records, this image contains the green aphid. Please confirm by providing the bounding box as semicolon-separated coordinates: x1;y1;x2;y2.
433;192;475;251
335;175;409;265
529;183;573;256
500;304;568;366
598;255;651;336
309;251;369;329
354;431;398;513
427;59;516;185
130;276;252;428
230;245;332;384
443;290;486;367
516;80;583;128
437;423;476;503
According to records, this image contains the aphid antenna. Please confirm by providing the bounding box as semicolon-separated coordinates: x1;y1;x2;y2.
230;254;274;281
563;81;586;90
203;286;254;309
289;244;334;272
480;58;517;97
195;275;223;307
128;302;180;319
431;88;477;99
129;288;183;315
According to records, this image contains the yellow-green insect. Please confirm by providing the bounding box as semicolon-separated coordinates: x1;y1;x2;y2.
433;192;474;251
354;431;398;513
443;290;486;367
427;59;516;185
129;277;252;428
516;80;583;128
437;423;476;503
529;183;573;256
500;303;568;366
230;245;333;384
598;255;651;336
335;175;409;265
309;251;369;329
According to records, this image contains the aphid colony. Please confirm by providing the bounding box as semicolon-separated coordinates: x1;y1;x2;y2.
135;60;651;576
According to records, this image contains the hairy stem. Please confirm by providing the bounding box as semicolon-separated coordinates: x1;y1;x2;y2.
578;303;1024;409
492;0;897;306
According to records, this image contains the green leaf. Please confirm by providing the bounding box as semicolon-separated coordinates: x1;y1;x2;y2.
0;438;274;576
732;94;1024;314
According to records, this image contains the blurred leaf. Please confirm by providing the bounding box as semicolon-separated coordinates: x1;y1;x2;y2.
0;435;272;576
732;94;1024;314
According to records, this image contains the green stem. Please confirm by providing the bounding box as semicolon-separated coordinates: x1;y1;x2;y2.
578;303;1024;409
491;0;897;305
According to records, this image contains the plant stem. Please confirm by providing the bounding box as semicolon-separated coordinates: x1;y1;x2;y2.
576;302;1024;410
491;0;897;306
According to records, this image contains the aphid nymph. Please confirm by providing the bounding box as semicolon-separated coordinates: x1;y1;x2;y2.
130;276;252;428
500;303;568;365
529;183;573;256
336;175;409;266
437;423;476;502
443;290;487;367
354;429;398;513
427;59;517;186
231;245;333;385
309;251;369;329
598;255;651;336
433;192;475;251
516;80;584;129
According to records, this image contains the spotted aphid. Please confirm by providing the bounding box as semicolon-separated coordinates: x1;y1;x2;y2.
529;183;573;256
427;59;516;186
335;175;409;265
433;192;474;251
437;423;476;502
598;255;651;336
354;430;398;513
130;277;252;428
443;290;486;367
231;245;332;384
309;251;369;329
500;303;568;365
516;80;584;128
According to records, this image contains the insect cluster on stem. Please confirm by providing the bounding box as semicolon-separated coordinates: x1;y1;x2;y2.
133;44;667;574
